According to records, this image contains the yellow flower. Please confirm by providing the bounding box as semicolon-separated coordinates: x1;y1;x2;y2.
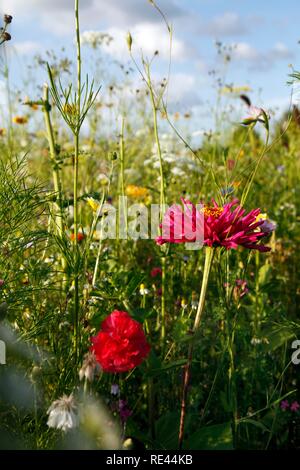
0;128;6;136
126;184;149;200
12;116;28;125
86;197;100;212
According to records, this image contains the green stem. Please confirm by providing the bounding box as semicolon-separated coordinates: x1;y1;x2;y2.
193;247;215;331
146;64;166;219
73;0;81;361
3;45;13;151
43;85;64;239
73;133;80;360
178;247;214;449
92;223;103;287
119;116;127;236
161;256;166;341
226;314;238;447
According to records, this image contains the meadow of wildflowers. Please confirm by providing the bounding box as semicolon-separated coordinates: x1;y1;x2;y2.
0;0;300;452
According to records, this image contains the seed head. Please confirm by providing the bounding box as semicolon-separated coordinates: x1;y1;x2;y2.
2;32;11;41
4;14;13;24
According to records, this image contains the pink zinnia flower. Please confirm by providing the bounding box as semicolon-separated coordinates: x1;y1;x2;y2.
290;401;300;412
156;199;203;245
156;198;271;253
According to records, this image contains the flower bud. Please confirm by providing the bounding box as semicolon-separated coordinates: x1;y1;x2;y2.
126;32;132;52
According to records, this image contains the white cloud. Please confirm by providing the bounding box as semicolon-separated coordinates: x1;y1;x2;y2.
167;72;197;104
1;0;184;35
206;12;247;36
232;42;260;61
12;41;41;55
101;23;186;61
231;41;293;70
271;42;293;60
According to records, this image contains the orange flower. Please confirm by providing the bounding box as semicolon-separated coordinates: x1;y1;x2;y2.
70;232;85;242
12;116;28;125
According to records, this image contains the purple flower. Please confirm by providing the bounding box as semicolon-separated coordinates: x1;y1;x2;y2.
280;400;289;410
290;401;300;412
118;399;132;423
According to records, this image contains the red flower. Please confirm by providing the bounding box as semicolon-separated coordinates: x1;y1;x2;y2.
70;232;85;242
91;310;151;373
156;198;271;252
150;267;162;278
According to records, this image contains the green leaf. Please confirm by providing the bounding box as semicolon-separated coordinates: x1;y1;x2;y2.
258;263;271;286
240;418;270;433
186;422;233;450
261;326;295;351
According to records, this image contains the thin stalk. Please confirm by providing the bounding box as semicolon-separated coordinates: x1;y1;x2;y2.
73;0;82;361
161;256;166;341
226;314;238;447
145;64;166;218
119;116;127;236
3;45;13;150
43;85;64;240
178;247;214;449
92;222;103;287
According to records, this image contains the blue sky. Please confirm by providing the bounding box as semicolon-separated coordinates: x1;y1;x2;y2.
1;0;300;133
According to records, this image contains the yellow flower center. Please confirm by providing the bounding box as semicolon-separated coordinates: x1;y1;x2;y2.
202;206;224;218
256;213;267;222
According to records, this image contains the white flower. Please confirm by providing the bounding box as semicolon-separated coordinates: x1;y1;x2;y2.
139;284;149;295
47;394;78;432
79;351;101;382
251;337;262;345
171;167;185;177
248;106;265;120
